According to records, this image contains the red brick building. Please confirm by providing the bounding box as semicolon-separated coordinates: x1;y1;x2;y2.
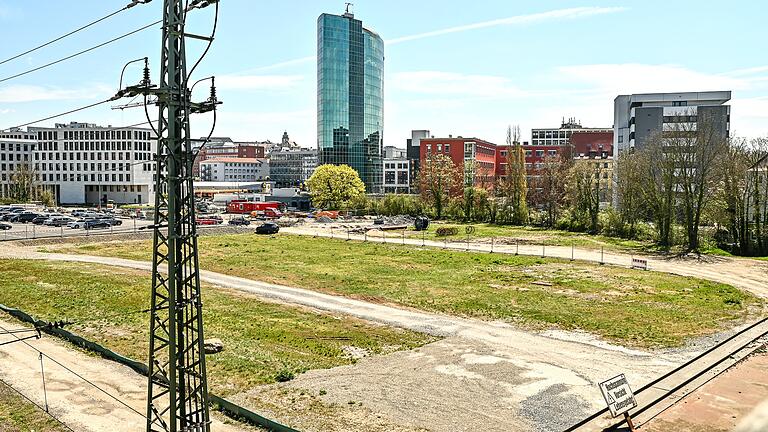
419;137;499;190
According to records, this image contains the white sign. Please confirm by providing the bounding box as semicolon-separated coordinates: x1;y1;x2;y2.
599;374;637;417
631;258;648;270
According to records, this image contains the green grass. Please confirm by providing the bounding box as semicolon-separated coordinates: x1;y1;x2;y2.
399;222;654;253
0;380;69;432
0;260;435;397
46;234;763;348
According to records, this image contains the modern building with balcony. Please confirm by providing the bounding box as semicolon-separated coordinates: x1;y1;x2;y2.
317;8;384;192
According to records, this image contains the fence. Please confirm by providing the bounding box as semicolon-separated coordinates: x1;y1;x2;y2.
309;226;652;271
0;303;298;432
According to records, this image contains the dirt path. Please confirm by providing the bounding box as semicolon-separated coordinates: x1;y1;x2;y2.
0;319;244;432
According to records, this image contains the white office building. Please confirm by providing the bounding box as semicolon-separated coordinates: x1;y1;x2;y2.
199;158;269;182
613;91;731;154
530;118;612;147
383;154;410;194
1;122;156;205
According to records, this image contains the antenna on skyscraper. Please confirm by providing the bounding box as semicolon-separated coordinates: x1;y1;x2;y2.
345;2;353;15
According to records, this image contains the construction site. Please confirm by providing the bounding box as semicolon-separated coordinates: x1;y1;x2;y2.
2;1;768;432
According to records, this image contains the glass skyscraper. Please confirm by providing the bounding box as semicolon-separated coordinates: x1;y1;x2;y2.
317;11;384;192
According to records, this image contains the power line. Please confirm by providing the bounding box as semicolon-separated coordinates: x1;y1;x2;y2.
0;376;75;432
0;19;162;85
0;1;151;68
5;98;113;130
0;320;153;424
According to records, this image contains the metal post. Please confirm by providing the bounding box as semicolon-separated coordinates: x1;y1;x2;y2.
571;242;574;261
330;227;334;239
542;244;545;258
60;225;63;238
39;353;49;413
134;217;137;233
516;240;519;255
364;230;367;242
600;246;604;265
402;230;405;245
466;236;470;251
490;237;494;253
347;229;350;241
422;231;425;247
25;224;28;239
382;230;386;244
32;224;36;239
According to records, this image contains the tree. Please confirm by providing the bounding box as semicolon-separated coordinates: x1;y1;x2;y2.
419;153;461;220
636;135;676;248
567;161;604;233
307;164;366;210
531;153;569;227
614;151;644;238
664;112;729;252
500;125;528;225
9;164;37;203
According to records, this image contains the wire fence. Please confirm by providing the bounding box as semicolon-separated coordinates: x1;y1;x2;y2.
315;226;651;271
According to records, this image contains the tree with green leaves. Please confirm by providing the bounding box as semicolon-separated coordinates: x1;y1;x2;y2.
307;164;366;210
419;153;460;220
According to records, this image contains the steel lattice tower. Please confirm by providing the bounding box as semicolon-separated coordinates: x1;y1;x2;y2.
146;0;210;430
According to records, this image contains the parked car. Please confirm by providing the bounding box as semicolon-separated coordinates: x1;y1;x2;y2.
84;219;110;230
228;217;250;226
1;208;25;221
32;214;55;225
44;216;74;227
101;218;122;226
15;212;40;223
196;217;220;226
254;222;280;235
0;222;11;230
68;218;93;229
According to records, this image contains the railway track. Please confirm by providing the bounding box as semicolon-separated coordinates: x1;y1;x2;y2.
565;317;768;431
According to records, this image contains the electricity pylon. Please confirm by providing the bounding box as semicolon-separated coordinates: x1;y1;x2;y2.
145;1;218;430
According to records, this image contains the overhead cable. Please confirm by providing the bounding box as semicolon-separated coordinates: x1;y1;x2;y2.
0;20;162;84
0;1;152;67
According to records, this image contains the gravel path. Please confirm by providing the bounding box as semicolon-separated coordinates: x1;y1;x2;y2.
1;233;766;431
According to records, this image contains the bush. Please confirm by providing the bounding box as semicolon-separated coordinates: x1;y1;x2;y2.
274;368;295;382
435;227;459;237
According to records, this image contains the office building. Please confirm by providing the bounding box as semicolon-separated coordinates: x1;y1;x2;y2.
613;91;731;154
199;158;269;183
194;137;268;177
1;122;156;205
382;146;410;193
420;136;499;191
317;8;384;192
269;148;318;188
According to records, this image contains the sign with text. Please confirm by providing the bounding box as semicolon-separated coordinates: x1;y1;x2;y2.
599;374;637;417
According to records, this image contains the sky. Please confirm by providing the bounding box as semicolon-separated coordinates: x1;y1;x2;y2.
0;0;766;147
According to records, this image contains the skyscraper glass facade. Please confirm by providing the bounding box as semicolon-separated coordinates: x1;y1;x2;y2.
317;12;384;192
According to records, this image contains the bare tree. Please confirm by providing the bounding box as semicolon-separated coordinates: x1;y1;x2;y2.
665;111;729;252
499;125;528;225
532;153;570;227
636;135;677;248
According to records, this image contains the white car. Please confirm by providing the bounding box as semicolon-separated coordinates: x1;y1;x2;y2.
67;218;86;229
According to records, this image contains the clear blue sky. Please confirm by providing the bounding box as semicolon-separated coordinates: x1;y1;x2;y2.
0;0;766;146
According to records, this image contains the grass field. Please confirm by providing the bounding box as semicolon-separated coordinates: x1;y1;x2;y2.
0;260;434;397
398;222;654;253
45;234;763;348
0;380;68;432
